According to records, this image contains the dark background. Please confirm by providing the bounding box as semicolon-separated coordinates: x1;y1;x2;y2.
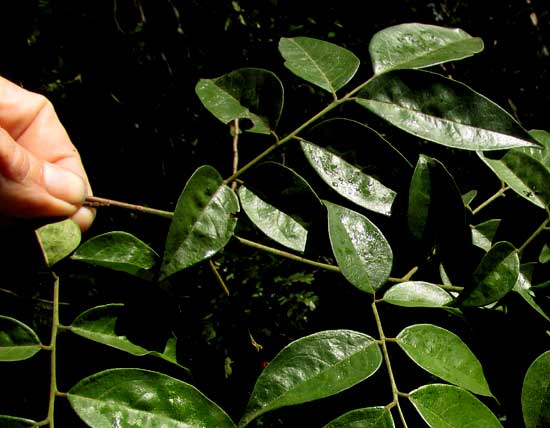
0;1;549;427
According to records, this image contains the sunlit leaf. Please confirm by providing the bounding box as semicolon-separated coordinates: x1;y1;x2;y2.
461;241;519;307
324;406;394;428
409;384;503;428
513;268;550;322
397;324;492;396
239;330;382;427
278;37;359;93
68;368;236;428
471;219;501;252
69;304;187;369
71;232;158;280
325;201;393;293
160;165;239;281
35;218;81;267
356;70;540;151
0;316;41;361
301;140;396;216
0;415;37;427
238;185;308;252
195;68;283;134
369;23;483;74
382;282;453;308
522;350;550;428
478;150;550;209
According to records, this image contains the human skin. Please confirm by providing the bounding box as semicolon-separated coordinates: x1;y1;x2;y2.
0;75;94;231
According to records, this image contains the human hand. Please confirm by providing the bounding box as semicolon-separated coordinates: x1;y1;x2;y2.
0;75;94;231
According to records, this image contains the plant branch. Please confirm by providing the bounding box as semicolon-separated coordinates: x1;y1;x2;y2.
471;185;509;215
371;299;408;428
518;214;550;255
231;119;240;191
209;259;230;296
85;196;174;218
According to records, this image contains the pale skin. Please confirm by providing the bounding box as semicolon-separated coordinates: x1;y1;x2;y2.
0;75;94;231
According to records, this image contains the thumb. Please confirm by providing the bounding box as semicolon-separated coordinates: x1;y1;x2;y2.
0;127;87;220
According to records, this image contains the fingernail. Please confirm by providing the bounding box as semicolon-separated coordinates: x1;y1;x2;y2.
72;206;96;232
43;163;87;205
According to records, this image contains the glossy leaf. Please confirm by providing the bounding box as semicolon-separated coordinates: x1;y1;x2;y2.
325;201;393;293
478;150;550;208
397;324;492;396
0;416;37;427
238;185;308;252
239;330;382;427
160;165;239;280
356;70;540;151
69;304;187;369
471;219;501;252
461;241;519;307
68;368;236;428
369;23;483;74
278;37;359;93
71;231;159;279
409;384;503;428
324;406;394;428
0;315;41;361
513;269;550;322
35;218;81;267
383;282;453;308
517;129;550;169
301;140;396;216
522;350;550;428
195;68;283;134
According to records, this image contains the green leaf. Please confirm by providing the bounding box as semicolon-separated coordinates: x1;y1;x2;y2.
522;350;550;428
301;140;396;216
478;150;550;209
71;232;159;280
325;201;393;293
540;244;550;264
324;406;394;428
356;70;539;151
461;241;519;307
278;37;359;93
397;324;492;396
35;218;81;267
0;415;37;427
409;384;503;428
517;129;550;169
471;219;501;252
69;304;187;369
0;315;41;361
369;23;483;74
238;185;308;252
513;268;550;322
407;155;432;241
382;282;453;308
462;189;478;206
239;330;382;427
195;68;283;134
68;368;236;428
160;165;239;280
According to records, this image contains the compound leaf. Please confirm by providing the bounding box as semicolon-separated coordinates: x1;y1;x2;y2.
239;330;382;427
238;185;308;252
301;140;396;216
325;201;393;293
397;324;492;396
160;165;239;280
35;218;81;267
369;23;483;74
324;406;394;428
68;368;235;428
71;231;158;280
409;384;503;428
195;68;283;134
356;70;540;151
0;315;41;361
522;350;550;428
279;37;359;93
